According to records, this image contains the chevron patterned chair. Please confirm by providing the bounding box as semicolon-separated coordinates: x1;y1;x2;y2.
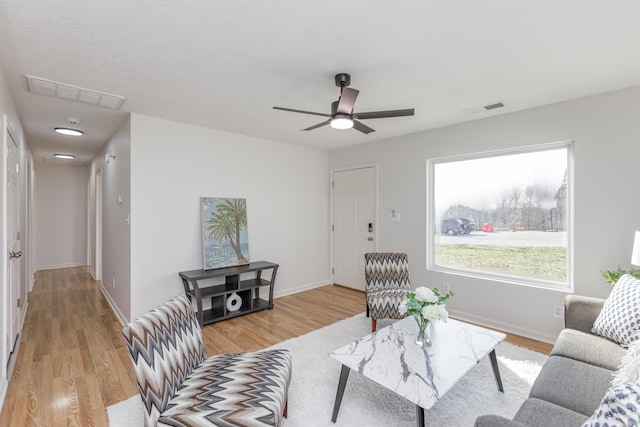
364;252;411;332
122;294;291;427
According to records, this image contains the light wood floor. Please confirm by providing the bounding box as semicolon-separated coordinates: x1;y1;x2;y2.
0;266;552;426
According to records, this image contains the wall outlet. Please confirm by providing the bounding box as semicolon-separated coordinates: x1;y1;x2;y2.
442;282;451;294
553;304;563;319
112;277;116;288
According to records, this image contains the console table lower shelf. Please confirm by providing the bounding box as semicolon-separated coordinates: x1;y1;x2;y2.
178;261;279;325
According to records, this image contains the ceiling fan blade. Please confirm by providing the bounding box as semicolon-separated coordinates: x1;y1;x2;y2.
302;119;331;131
352;120;375;134
353;108;415;120
273;106;330;118
336;88;359;114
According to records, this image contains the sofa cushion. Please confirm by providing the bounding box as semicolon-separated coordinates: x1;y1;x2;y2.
592;274;640;347
581;382;640;427
529;355;614;416
613;339;640;385
158;349;292;427
122;294;207;426
551;328;626;371
513;398;589;427
367;288;410;320
474;414;529;427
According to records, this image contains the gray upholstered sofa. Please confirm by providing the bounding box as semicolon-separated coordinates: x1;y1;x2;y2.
475;295;627;427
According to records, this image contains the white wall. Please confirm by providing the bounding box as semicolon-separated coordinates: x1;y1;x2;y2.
128;114;330;320
330;86;640;343
34;162;88;270
90;116;131;323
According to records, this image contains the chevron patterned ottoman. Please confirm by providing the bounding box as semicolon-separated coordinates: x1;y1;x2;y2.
122;295;291;427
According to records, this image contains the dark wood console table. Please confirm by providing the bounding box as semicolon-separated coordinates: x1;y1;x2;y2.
179;261;279;326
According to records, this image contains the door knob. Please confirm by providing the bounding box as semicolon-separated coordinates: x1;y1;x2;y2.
9;251;22;259
368;237;373;241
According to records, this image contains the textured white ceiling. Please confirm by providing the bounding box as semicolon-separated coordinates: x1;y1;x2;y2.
1;0;640;163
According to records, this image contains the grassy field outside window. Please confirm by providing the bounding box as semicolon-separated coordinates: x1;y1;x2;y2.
435;243;567;282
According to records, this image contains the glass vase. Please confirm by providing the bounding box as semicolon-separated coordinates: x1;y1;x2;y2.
415;317;432;347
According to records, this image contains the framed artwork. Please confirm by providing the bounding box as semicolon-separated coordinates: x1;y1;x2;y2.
201;197;250;270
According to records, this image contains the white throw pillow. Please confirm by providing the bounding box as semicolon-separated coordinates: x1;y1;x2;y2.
592;274;640;347
613;340;640;385
582;383;640;427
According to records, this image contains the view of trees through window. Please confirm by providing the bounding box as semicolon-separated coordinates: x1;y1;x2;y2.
431;144;571;286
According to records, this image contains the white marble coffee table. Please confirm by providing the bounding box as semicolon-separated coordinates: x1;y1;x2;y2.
329;316;506;427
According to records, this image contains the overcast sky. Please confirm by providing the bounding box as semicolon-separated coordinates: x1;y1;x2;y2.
433;147;568;214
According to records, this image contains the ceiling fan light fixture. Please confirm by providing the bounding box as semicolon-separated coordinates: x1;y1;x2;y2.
330;114;353;130
273;73;414;134
54;127;84;136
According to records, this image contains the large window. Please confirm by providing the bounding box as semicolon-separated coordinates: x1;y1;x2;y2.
429;143;572;288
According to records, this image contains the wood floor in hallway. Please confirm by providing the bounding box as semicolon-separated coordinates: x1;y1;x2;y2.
0;266;552;426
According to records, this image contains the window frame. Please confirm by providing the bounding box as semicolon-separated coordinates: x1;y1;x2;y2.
426;141;574;290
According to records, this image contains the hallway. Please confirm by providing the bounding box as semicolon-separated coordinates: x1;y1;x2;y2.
0;267;137;426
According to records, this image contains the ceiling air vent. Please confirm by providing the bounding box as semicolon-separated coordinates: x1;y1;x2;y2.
463;101;506;115
25;75;126;110
484;102;505;111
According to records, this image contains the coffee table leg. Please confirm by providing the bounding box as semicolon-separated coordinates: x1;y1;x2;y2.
416;405;425;427
489;349;504;392
331;365;351;423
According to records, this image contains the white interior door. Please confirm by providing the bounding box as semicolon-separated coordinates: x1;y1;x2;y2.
332;166;375;291
7;126;20;352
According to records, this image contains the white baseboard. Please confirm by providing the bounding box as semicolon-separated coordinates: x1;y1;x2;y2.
448;308;557;344
273;279;332;298
100;285;128;326
6;333;21;381
19;301;28;330
226;279;558;344
0;377;6;418
0;303;29;415
89;268;97;280
36;262;86;271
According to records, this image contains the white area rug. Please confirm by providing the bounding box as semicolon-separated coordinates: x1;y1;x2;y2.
108;313;547;426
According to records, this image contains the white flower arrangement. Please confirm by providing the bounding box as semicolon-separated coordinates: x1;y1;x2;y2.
399;286;453;323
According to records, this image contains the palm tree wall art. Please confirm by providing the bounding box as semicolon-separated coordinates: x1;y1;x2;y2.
201;197;250;269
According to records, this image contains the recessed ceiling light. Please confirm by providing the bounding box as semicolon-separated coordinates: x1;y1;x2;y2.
54;154;75;159
54;127;84;136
